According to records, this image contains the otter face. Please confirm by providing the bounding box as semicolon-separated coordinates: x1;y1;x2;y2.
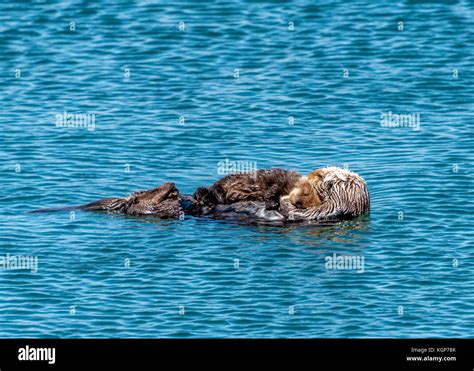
287;178;321;209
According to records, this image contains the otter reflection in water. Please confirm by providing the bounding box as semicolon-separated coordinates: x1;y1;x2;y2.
31;167;370;225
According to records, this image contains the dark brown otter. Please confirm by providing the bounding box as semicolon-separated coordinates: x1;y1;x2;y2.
193;168;302;210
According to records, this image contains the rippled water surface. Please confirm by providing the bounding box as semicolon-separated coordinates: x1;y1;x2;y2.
1;0;473;338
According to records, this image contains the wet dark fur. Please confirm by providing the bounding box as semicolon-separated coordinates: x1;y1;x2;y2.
31;182;185;218
31;168;369;224
81;182;183;217
193;168;302;210
31;170;301;218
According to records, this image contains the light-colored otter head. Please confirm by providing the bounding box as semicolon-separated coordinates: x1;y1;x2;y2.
282;167;370;221
286;175;322;209
307;167;370;217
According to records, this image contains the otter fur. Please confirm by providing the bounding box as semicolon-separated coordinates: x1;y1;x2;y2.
31;167;370;224
31;182;187;218
280;167;370;221
81;182;184;217
285;176;322;209
194;168;302;210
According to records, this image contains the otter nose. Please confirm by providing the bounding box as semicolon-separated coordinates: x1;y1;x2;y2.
295;201;303;209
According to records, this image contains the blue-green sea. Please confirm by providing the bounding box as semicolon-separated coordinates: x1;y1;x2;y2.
0;0;473;338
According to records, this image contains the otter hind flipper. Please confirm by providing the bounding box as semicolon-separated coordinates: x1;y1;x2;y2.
30;183;183;218
28;205;82;214
79;197;127;212
29;197;127;214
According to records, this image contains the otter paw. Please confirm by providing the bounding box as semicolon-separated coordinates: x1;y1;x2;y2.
264;199;279;210
212;185;227;204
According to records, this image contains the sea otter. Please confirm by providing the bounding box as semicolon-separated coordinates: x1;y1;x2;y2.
193;168;302;211
280;167;370;221
31;167;370;224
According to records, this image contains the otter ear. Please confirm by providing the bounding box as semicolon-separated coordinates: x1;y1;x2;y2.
308;169;324;183
313;169;324;179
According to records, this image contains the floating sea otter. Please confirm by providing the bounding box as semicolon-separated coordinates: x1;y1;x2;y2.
31;167;369;224
199;167;370;223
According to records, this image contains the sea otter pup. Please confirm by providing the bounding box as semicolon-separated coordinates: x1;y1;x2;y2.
193;168;302;211
281;167;370;221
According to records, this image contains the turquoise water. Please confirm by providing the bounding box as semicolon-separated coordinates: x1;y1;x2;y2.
1;0;473;338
